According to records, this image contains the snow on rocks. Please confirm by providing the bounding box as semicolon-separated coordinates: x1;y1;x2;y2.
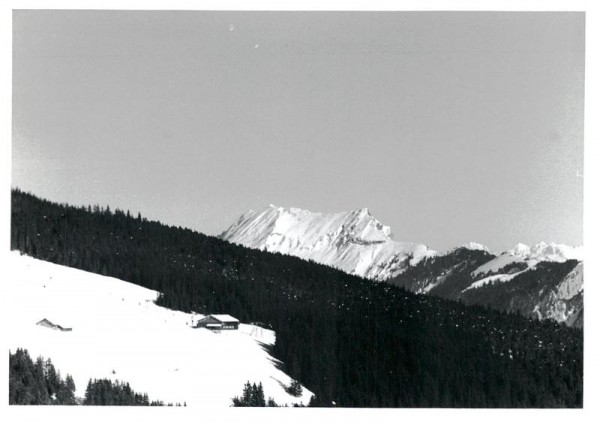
556;262;584;301
460;242;490;253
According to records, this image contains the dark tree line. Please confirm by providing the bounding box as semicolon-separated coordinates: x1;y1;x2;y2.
9;348;76;405
10;189;583;407
232;381;277;407
83;379;169;406
9;348;170;406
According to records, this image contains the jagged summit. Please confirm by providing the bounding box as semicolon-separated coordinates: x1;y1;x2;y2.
220;205;435;281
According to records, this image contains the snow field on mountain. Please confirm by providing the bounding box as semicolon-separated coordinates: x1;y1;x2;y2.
472;242;583;276
4;252;312;407
462;271;526;291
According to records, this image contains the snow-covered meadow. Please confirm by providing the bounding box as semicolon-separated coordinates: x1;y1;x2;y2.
4;252;312;407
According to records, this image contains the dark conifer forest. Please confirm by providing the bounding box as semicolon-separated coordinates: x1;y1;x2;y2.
9;348;77;405
83;378;168;406
10;189;583;407
232;381;272;407
9;348;167;406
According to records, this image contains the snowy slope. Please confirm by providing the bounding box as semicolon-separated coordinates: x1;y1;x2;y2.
472;242;583;276
463;271;527;291
220;205;436;280
4;252;312;407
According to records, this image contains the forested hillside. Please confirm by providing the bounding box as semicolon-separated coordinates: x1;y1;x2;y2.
460;260;582;325
10;189;583;407
390;247;494;296
9;348;167;406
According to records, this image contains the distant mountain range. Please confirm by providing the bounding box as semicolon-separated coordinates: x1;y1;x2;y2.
221;205;583;327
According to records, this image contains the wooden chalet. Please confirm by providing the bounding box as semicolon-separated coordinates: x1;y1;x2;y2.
196;314;240;330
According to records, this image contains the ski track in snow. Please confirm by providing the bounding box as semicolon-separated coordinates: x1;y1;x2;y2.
4;252;312;407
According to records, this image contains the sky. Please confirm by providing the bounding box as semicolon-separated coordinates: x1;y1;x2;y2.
11;10;584;252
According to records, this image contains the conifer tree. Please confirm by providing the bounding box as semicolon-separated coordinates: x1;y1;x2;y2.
287;379;303;397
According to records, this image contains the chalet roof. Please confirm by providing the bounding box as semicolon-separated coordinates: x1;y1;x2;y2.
37;318;59;327
210;314;239;323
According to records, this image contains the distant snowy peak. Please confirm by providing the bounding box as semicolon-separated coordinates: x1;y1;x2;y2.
238;205;391;242
221;205;394;249
461;242;490;252
442;242;491;255
506;242;583;262
220;205;436;281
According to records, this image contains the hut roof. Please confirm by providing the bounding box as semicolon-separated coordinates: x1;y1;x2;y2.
210;314;239;323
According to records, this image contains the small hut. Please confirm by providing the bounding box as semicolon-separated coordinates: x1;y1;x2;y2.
36;318;72;332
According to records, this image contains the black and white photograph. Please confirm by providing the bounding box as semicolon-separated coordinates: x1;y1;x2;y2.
2;1;599;420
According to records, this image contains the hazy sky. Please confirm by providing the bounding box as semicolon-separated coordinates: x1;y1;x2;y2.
12;11;584;252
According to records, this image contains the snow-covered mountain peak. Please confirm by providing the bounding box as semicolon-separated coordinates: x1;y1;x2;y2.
357;207;371;217
438;242;491;258
505;242;582;262
220;205;435;280
509;243;530;256
222;205;394;247
461;242;490;253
